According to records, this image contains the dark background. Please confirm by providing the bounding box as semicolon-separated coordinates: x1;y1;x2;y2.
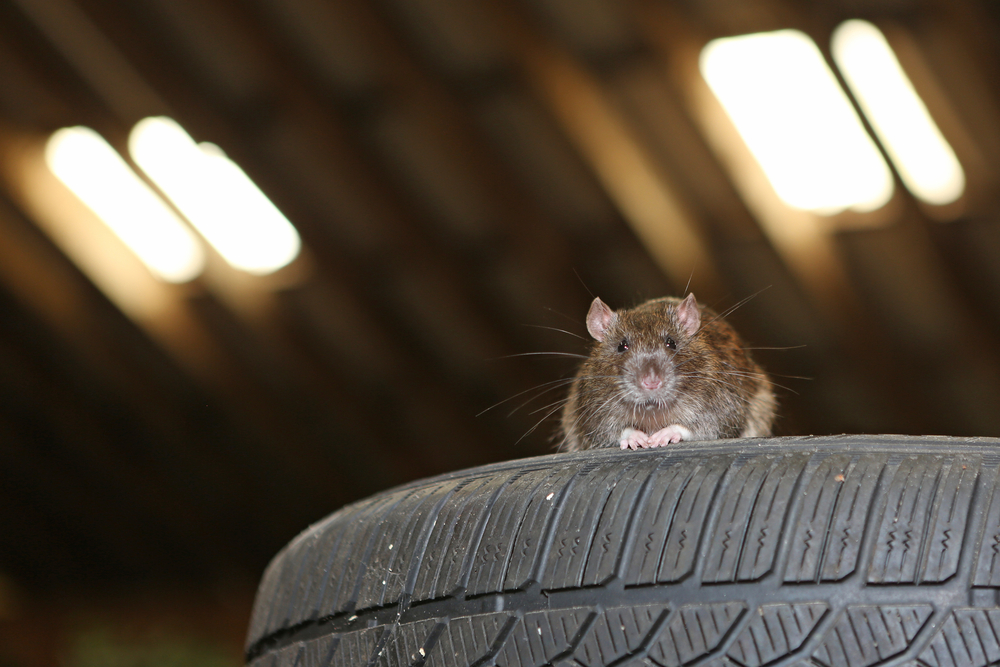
1;0;999;664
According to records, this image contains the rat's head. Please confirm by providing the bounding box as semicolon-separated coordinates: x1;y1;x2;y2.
584;294;703;410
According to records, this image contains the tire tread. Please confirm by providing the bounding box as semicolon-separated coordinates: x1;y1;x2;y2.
245;435;1000;667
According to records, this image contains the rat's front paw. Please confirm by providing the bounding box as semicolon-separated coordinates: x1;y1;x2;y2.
620;427;650;450
647;424;692;447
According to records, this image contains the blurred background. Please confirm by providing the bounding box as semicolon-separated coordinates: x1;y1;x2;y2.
1;0;1000;664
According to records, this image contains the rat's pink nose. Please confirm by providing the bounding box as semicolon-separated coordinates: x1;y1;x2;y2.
641;374;662;390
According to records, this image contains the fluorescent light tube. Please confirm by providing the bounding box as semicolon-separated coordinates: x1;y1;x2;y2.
130;117;301;275
701;29;894;214
832;20;964;206
45;126;205;283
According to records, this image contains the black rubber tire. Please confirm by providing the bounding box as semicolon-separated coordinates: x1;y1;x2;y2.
245;435;1000;667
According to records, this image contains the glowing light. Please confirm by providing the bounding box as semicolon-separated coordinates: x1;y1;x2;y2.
832;20;964;206
45;126;205;283
700;29;894;214
129;117;301;275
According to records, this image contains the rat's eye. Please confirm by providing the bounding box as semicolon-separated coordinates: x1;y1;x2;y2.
665;336;676;350
617;338;629;353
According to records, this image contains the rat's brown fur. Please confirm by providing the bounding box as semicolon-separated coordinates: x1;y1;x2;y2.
559;294;775;451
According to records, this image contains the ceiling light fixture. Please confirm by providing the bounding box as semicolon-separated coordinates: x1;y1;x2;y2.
129;116;301;275
700;29;894;215
45;126;205;283
832;20;965;207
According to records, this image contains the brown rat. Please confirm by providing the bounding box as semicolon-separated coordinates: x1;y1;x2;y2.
559;293;775;451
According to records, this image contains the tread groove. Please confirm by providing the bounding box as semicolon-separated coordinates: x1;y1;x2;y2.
610;458;668;583
810;457;850;584
449;469;525;597
468;614;519;667
647;459;698;586
915;462;945;586
521;465;585;589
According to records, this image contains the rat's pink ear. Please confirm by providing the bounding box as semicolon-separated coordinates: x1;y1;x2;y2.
586;297;617;342
677;293;701;336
